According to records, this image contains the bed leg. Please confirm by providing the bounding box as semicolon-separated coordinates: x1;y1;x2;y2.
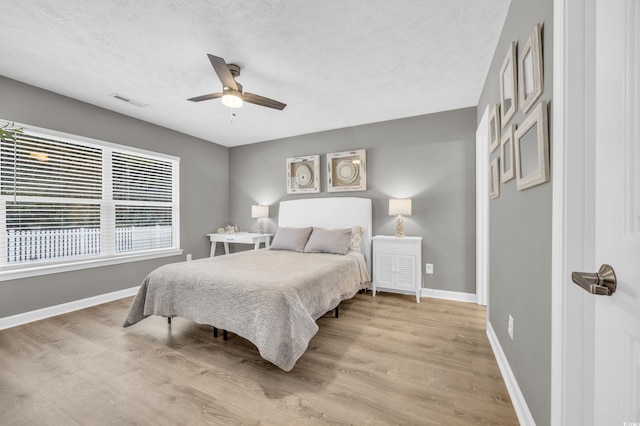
167;317;172;325
335;306;339;318
223;330;228;341
213;327;218;338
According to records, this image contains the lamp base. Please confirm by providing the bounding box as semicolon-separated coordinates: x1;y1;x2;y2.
395;215;405;238
257;218;264;234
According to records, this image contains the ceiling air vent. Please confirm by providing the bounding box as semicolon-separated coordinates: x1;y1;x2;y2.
109;93;148;108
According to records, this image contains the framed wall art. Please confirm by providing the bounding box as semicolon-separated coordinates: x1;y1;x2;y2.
519;23;544;114
327;149;366;192
286;154;320;194
514;101;549;190
500;41;518;127
489;103;501;153
500;124;516;183
490;157;500;199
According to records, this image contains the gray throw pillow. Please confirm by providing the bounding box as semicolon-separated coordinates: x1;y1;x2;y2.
303;227;352;255
269;227;313;252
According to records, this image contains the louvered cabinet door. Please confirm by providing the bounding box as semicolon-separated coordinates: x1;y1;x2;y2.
371;235;422;303
395;255;416;291
373;252;395;288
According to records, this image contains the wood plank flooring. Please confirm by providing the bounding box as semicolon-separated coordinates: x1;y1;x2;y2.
0;293;518;425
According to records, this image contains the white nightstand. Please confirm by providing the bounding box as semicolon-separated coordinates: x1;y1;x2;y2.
372;235;423;303
206;232;273;257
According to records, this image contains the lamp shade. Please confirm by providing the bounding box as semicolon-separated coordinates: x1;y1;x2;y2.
221;88;243;108
251;205;269;219
389;198;412;216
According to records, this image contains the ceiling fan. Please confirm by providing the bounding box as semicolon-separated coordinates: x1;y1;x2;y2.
187;54;286;110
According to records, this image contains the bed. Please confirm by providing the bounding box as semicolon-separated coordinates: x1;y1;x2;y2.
123;197;372;371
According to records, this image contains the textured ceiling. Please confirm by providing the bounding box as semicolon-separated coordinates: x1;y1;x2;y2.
0;0;510;147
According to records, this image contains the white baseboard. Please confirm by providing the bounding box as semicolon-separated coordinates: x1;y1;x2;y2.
421;288;477;303
0;286;139;330
486;321;536;426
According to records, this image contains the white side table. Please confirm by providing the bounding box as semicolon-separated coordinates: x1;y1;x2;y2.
372;235;422;303
206;232;273;257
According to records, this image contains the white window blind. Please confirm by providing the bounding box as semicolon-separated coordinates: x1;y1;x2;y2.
112;151;175;253
0;124;180;273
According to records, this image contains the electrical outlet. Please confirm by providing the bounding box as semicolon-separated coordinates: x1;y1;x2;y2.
425;263;434;274
186;253;192;262
508;314;514;340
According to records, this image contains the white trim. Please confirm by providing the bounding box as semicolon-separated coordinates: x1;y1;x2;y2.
486;321;536;426
172;161;181;251
551;0;596;424
476;105;490;306
421;288;477;303
0;285;139;330
0;248;182;281
551;1;570;423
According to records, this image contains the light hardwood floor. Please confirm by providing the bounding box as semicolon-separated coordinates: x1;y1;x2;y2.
0;293;518;425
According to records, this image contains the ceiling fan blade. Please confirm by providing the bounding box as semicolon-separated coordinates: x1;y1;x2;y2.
242;92;287;110
208;54;238;91
187;93;223;102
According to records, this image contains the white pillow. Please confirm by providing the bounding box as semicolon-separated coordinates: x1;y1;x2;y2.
269;227;313;252
303;227;352;255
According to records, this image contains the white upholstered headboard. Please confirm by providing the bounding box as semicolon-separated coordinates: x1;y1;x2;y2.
278;197;373;275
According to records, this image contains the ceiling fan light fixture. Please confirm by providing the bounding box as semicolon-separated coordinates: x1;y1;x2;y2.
221;88;243;108
188;54;286;110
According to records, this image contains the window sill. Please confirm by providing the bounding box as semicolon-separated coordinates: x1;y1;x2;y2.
0;248;184;282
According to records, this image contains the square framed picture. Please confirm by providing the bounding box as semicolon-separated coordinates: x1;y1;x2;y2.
514;101;549;190
327;149;366;192
286;155;320;194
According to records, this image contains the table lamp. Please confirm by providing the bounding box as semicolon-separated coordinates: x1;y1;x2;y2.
251;205;269;234
389;198;412;237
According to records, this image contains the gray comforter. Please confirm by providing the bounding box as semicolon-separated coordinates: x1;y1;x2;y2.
123;249;369;371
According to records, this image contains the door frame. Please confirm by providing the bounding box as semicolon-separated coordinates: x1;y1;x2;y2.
476;105;490;307
551;0;597;424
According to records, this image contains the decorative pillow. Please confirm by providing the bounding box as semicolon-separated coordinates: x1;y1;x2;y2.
269;227;313;252
303;227;352;255
349;226;363;252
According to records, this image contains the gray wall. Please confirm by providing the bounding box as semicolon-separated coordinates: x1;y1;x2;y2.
0;76;229;317
477;0;553;424
229;107;477;294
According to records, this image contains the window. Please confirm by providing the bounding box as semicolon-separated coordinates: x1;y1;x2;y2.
0;123;180;279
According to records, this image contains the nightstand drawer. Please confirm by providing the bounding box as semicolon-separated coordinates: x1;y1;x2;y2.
374;242;418;256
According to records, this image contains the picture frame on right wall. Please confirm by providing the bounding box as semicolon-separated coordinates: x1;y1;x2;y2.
499;41;518;127
514;101;549;190
488;103;501;153
500;124;516;183
490;157;500;199
519;23;544;114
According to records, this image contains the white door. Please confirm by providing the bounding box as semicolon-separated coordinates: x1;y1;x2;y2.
552;0;640;424
591;0;640;423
